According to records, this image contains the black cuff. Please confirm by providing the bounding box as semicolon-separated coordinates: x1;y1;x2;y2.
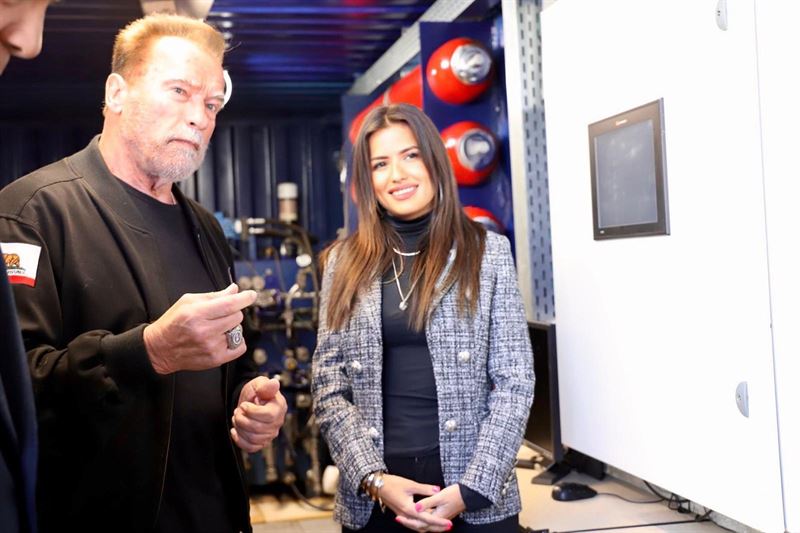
458;483;492;512
98;324;158;386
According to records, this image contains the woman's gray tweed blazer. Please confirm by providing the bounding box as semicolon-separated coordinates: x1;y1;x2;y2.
312;231;535;530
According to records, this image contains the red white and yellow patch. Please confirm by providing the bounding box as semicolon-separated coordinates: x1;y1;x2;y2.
2;242;42;287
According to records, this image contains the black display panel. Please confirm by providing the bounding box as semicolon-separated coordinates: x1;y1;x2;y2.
588;99;670;240
522;321;563;464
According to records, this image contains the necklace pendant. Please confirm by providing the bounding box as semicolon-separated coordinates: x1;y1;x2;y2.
399;300;408;311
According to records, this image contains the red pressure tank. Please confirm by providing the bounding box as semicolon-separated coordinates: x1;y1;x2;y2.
426;37;493;105
348;99;382;145
348;66;424;144
385;65;422;108
441;121;498;186
464;206;504;234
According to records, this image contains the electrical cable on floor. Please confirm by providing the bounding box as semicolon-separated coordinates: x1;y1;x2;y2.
643;480;669;500
642;480;691;512
672;494;692;513
696;507;713;521
288;480;335;512
709;519;737;532
279;428;335;512
520;517;711;533
605;481;734;531
699;507;738;532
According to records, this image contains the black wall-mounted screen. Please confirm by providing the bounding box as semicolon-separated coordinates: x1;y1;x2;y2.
523;321;563;464
589;99;669;240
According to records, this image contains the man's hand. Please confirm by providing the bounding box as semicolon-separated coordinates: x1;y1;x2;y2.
413;484;466;524
231;376;287;453
144;283;257;374
380;474;453;532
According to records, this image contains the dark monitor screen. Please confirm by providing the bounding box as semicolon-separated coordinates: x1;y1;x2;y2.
589;98;669;240
523;321;563;463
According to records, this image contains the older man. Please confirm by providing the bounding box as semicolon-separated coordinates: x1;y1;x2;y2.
0;14;286;533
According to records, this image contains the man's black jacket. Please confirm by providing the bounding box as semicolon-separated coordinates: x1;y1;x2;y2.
0;137;256;532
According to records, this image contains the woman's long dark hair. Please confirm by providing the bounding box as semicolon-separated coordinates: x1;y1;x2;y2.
324;103;485;332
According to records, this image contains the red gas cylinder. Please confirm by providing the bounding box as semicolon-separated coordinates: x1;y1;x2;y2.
426;37;493;105
349;179;358;205
463;206;504;234
386;65;422;108
441;121;498;186
348;66;424;144
348;99;382;145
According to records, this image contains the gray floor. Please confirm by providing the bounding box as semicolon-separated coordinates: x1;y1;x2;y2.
517;467;730;533
252;517;338;533
251;466;732;533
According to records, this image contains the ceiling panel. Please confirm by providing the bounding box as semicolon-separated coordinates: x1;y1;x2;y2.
0;0;437;117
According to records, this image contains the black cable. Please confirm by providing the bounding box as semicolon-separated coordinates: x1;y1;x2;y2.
696;507;713;521
613;482;735;531
667;492;691;513
641;481;690;513
698;507;738;532
709;519;737;532
642;480;669;501
543;480;733;533
289;224;320;326
288;480;335;512
596;492;663;505
267;246;287;292
550;518;710;533
257;420;335;512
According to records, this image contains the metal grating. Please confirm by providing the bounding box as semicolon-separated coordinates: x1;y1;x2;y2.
347;0;479;95
502;0;554;322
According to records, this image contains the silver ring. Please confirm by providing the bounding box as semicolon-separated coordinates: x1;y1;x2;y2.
226;325;243;350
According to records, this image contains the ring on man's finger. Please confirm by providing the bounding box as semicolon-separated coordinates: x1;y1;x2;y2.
226;324;244;350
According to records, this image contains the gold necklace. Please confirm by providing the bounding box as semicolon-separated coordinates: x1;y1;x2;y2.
391;256;420;311
383;259;402;284
392;247;421;257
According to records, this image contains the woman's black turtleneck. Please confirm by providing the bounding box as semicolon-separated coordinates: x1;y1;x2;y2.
380;211;491;512
381;210;437;457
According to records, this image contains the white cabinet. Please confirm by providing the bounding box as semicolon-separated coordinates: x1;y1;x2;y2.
542;1;787;531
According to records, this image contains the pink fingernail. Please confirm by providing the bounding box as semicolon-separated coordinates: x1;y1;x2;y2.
447;524;453;531
415;503;423;512
433;486;441;493
394;517;402;523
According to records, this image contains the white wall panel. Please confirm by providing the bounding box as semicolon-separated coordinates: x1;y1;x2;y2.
542;1;784;531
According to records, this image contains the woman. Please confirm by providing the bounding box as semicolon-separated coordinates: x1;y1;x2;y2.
312;103;534;533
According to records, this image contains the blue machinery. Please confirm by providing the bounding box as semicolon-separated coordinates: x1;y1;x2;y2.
222;214;331;502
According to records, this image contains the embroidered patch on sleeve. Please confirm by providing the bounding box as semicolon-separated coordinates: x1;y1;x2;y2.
1;242;42;287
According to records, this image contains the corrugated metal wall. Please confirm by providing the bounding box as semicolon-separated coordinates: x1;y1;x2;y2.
0;122;100;185
0;118;344;245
